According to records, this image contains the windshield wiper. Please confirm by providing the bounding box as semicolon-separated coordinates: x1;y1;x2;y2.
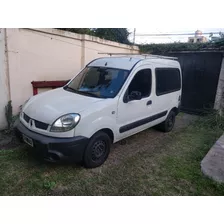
64;86;76;92
64;86;104;98
78;91;101;98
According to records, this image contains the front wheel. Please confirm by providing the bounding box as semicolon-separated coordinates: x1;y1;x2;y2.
83;131;111;168
156;111;176;132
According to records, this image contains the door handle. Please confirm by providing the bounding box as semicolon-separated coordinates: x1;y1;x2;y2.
146;100;152;105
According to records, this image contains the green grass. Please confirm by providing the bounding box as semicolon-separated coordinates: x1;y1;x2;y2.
0;115;224;195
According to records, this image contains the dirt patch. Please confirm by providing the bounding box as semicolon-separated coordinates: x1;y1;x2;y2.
99;113;198;169
0;131;22;150
174;113;198;130
51;185;69;195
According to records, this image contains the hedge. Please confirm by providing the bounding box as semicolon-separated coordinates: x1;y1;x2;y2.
139;40;224;54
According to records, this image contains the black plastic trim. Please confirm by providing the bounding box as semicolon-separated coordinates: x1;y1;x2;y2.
14;120;89;163
119;110;168;133
23;113;49;130
147;100;152;105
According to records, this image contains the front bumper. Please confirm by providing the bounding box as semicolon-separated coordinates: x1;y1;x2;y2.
14;120;89;163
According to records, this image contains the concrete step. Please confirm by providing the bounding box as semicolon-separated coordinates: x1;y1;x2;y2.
201;134;224;183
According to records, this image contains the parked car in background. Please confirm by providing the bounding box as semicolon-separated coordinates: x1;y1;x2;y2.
15;55;182;168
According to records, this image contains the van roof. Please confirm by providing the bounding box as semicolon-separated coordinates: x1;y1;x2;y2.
88;56;180;71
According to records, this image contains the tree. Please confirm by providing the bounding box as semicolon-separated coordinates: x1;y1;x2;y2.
57;28;93;35
209;32;224;43
93;28;130;44
57;28;130;45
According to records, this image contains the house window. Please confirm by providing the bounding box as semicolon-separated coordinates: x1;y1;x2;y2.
156;68;181;96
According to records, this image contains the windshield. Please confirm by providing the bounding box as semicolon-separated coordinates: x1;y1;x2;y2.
65;67;129;98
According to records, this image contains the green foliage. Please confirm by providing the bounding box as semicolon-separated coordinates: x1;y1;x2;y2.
43;180;56;190
4;101;19;133
196;110;224;130
93;28;130;44
57;28;131;45
5;101;13;130
57;28;93;35
139;41;224;54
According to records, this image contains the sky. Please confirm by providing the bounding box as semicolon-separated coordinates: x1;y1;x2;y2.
128;28;224;44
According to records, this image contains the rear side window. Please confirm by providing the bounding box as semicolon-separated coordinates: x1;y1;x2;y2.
156;68;181;96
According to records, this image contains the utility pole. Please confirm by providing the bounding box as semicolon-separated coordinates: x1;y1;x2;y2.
133;28;136;44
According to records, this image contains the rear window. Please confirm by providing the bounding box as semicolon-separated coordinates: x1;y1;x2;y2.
155;68;181;96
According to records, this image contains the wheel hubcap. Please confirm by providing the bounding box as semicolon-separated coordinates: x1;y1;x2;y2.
91;140;106;161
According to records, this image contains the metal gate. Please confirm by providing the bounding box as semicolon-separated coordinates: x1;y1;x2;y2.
167;52;223;114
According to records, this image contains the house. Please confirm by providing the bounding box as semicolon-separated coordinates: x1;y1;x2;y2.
188;30;208;43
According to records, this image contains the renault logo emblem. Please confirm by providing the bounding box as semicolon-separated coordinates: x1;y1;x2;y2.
29;119;34;127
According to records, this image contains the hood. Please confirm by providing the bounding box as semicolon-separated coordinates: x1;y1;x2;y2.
23;88;104;124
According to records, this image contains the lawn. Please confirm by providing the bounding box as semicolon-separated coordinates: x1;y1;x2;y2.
0;115;224;196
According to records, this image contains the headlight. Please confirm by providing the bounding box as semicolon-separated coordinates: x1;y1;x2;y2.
50;113;81;132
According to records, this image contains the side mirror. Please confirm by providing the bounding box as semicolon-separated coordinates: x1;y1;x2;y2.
124;91;142;103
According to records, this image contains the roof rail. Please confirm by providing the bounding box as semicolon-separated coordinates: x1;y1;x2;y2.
98;52;178;60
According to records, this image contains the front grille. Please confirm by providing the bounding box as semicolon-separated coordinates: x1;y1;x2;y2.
23;113;31;123
34;120;49;130
23;113;49;130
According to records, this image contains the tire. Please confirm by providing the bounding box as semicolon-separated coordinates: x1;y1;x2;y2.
83;131;111;168
156;111;176;132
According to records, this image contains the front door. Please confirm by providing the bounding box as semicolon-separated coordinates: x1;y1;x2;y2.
116;66;154;140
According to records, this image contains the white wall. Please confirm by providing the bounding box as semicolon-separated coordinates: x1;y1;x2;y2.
0;29;9;130
6;28;84;114
5;28;139;116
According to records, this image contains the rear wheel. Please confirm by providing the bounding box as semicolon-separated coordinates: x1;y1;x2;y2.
156;111;176;132
83;131;111;168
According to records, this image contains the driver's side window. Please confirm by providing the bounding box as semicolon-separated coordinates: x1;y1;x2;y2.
127;69;152;98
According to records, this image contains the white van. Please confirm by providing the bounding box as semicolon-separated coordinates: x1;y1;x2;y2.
15;55;182;168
